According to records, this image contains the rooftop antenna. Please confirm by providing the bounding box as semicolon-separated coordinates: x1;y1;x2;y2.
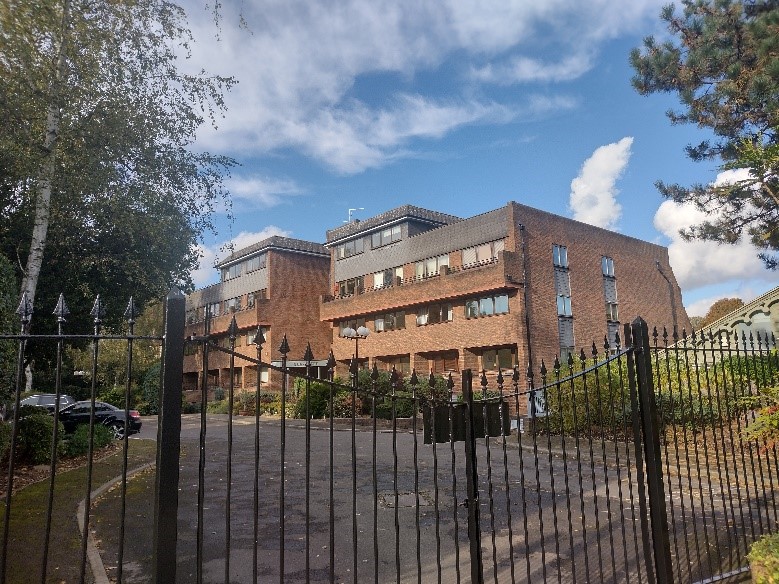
344;207;364;223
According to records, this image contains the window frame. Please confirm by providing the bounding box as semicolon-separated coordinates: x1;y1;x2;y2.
557;294;572;317
553;244;569;268
602;256;615;277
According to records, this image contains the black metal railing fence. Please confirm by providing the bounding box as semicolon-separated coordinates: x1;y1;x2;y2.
0;287;777;584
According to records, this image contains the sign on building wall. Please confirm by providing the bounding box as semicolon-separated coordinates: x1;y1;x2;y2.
527;388;547;418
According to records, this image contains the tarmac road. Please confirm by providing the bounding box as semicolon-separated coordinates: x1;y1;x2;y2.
130;414;655;583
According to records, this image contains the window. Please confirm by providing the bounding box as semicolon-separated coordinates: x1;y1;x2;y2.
186;309;197;324
430;351;459;373
415;254;450;279
233;369;242;388
416;303;452;326
465;294;509;318
221;263;242;281
375;311;405;332
337;238;365;259
245;253;267;272
606;302;619;322
557;294;572;317
553;245;568;268
371;225;401;248
602;256;615;277
338;276;364;296
224;297;242;313
372;268;395;289
379;355;411;375
338;318;365;335
482;347;517;371
462;240;505;266
207;302;221;318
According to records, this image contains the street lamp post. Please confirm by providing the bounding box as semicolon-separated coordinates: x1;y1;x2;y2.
340;325;370;366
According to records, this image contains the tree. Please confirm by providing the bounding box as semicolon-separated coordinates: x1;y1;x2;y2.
0;254;18;403
700;297;745;327
0;0;236;330
631;1;779;267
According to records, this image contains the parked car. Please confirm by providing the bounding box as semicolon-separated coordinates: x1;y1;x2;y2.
4;393;76;421
57;401;142;439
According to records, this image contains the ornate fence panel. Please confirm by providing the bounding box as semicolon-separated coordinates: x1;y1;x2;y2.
1;289;777;584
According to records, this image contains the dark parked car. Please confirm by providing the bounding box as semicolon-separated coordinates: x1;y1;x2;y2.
58;401;142;439
4;393;76;420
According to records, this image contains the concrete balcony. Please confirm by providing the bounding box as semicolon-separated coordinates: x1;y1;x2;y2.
320;250;523;321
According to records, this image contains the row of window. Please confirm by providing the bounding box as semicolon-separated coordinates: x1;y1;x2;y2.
337;294;511;335
186;289;267;324
553;244;616;278
336;225;403;260
220;253;267;281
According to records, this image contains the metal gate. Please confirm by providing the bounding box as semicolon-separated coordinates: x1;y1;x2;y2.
1;289;778;583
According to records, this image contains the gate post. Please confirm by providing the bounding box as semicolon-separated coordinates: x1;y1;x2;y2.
152;288;185;584
630;317;674;584
462;369;484;584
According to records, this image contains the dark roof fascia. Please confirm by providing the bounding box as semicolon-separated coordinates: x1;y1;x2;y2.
325;205;461;247
217;236;327;268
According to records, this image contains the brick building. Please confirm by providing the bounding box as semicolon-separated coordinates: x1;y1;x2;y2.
182;236;332;393
320;203;689;383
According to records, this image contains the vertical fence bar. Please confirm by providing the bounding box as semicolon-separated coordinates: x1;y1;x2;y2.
279;335;290;584
152;288;185;584
631;317;673;584
462;369;484;584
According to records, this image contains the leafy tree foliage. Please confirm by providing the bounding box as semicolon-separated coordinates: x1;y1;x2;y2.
0;0;236;332
0;254;18;402
631;1;779;267
700;297;745;327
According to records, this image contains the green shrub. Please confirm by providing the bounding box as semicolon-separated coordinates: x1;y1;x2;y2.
141;362;161;415
293;381;331;419
98;385;127;408
749;531;779;583
0;421;10;463
182;401;201;414
259;394;283;416
17;414;63;464
63;423;113;458
328;391;360;418
213;387;225;401
206;399;229;414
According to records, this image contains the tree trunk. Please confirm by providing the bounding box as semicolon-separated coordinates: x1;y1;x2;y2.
20;0;72;310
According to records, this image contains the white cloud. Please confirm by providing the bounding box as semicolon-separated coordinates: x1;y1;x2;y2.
227;175;302;207
471;53;594;84
180;0;667;172
653;168;771;292
190;226;291;287
569;137;633;229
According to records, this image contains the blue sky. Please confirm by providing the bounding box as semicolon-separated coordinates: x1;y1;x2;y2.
181;0;776;317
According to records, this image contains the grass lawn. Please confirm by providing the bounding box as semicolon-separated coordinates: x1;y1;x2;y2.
0;439;156;584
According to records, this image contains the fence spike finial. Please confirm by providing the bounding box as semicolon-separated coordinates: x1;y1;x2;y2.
604;335;610;352
662;326;668;343
428;370;436;388
512;366;520;383
390;367;399;386
124;297;138;324
279;334;290;355
303;342;314;362
370;362;379;381
253;326;266;346
496;369;504;386
90;295;106;322
228;315;238;341
591;341;598;360
567;351;575;369
53;293;69;321
614;330;621;349
480;370;488;389
16;291;33;332
409;369;419;386
540;360;547;377
326;349;336;372
553;356;561;372
446;373;454;391
579;347;587;367
652;326;658;341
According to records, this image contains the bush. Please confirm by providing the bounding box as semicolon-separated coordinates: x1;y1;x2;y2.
98;385;128;408
213;387;225;401
141;362;161;415
749;531;779;583
17;414;63;464
182;401;201;414
63;423;114;458
0;421;10;463
206;399;229;414
293;381;331;419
